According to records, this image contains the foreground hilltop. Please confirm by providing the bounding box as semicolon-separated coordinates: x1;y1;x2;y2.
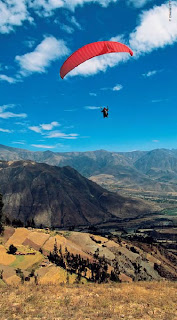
0;160;157;228
1;282;177;320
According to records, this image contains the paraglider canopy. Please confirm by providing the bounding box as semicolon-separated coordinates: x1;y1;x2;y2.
60;41;133;79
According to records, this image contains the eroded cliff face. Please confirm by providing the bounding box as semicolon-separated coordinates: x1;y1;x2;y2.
0;160;155;227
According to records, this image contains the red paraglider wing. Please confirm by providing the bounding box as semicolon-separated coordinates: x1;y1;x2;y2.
60;41;133;79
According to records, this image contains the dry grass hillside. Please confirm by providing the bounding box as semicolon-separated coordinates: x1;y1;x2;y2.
0;282;177;320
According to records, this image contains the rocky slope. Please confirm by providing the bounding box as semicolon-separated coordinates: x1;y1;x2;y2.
0;160;157;228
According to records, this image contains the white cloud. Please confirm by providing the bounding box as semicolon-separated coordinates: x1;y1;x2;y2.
15;121;29;126
24;39;36;48
29;121;60;133
28;0;118;16
100;84;123;91
84;106;100;110
127;0;152;8
100;87;109;91
46;131;79;139
143;69;163;77
0;0;33;34
16;36;70;76
40;121;60;130
70;16;82;30
68;2;177;78
0;128;12;133
129;1;177;56
0;112;27;119
151;98;168;103
0;0;118;33
12;141;25;145
113;84;123;91
110;34;126;43
31;144;55;149
89;92;97;96
0;104;27;119
29;126;42;133
61;24;74;34
67;33;130;77
142;70;157;77
0;74;18;84
68;51;130;78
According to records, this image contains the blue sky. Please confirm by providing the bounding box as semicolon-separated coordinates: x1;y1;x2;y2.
0;0;177;152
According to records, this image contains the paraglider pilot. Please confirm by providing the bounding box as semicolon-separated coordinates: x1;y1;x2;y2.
101;106;109;118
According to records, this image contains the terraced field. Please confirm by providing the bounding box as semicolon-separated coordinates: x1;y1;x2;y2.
0;226;177;286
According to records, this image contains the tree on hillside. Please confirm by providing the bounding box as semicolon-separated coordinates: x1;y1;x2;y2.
12;219;24;228
8;244;17;255
0;193;4;235
16;268;24;284
26;219;35;228
0;269;3;280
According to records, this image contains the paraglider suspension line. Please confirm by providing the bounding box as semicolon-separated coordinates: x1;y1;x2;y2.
169;0;172;21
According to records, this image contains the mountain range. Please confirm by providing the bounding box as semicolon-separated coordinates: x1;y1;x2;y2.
1;144;177;192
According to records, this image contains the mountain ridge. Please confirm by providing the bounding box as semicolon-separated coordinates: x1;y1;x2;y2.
1;144;177;192
0;160;156;228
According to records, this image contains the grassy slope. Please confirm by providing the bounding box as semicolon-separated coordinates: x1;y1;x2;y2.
0;282;177;320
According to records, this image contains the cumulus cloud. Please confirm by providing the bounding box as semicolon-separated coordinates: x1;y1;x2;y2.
28;122;78;140
68;51;130;78
67;2;177;78
67;33;130;77
40;121;60;130
0;74;19;84
0;104;27;119
129;1;177;56
89;92;97;96
16;36;70;76
0;0;33;34
113;84;123;91
2;1;177;81
0;128;12;133
29;126;42;133
127;0;152;8
28;0;118;16
29;121;60;133
0;0;118;33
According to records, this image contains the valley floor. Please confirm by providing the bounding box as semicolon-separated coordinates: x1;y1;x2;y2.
0;281;177;320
